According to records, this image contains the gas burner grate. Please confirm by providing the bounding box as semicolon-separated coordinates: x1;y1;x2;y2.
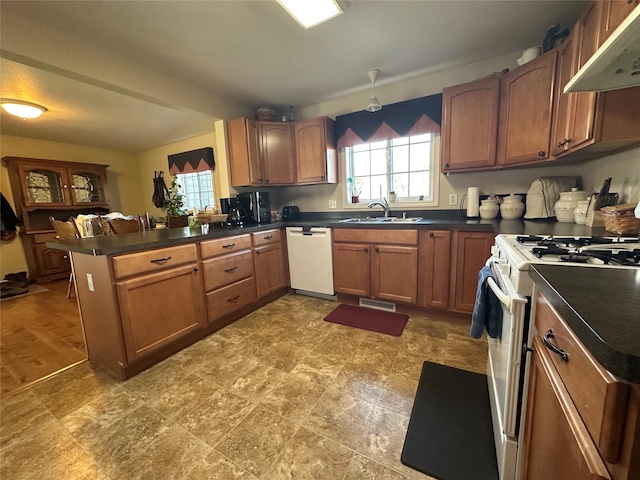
531;246;570;258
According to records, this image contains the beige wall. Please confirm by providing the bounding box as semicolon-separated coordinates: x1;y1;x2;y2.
0;134;142;278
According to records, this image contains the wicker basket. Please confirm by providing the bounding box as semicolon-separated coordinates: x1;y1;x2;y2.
600;203;640;235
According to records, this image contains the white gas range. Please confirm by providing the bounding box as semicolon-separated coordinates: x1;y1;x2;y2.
484;234;640;480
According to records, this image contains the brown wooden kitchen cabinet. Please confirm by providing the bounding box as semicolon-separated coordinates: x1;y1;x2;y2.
113;244;205;363
227;117;262;186
450;230;495;313
441;77;500;172
598;0;639;45
497;51;558;166
418;229;452;309
294;117;338;184
201;234;256;325
521;290;640;480
260;123;296;185
252;229;288;298
333;229;419;305
552;2;640;161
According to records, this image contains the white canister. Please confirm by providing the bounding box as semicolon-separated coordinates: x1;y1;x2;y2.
479;198;500;219
500;194;525;220
554;188;588;222
574;200;589;224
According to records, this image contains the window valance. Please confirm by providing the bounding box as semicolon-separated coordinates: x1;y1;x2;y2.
168;147;215;174
335;93;442;148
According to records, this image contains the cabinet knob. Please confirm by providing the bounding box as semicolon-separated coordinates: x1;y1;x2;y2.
321;175;325;179
538;151;545;157
444;163;450;168
429;232;434;238
374;247;379;252
364;247;369;253
265;179;270;183
193;267;199;272
557;138;569;147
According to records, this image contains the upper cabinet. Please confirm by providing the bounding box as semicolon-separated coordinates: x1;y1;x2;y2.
441;0;640;173
228;116;337;187
4;157;109;208
295;117;337;184
441;77;500;172
260;123;295;185
497;52;557;166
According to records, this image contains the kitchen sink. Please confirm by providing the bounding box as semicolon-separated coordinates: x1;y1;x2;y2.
338;217;422;223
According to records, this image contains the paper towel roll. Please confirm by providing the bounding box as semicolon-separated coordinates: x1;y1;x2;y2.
467;187;479;218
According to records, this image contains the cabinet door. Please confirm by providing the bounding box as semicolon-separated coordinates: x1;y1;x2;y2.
116;264;205;362
451;231;494;313
418;230;451;309
17;163;70;207
372;245;418;304
228;117;262;186
67;164;109;206
441;77;500;172
295;117;337;184
260;123;295;184
598;0;639;45
551;29;576;156
254;242;286;298
34;243;71;276
333;243;371;297
497;51;557;166
522;336;611;480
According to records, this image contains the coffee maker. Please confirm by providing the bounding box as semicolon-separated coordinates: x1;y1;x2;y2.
237;192;270;224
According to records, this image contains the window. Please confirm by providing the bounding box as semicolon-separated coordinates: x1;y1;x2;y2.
345;133;437;204
176;171;215;211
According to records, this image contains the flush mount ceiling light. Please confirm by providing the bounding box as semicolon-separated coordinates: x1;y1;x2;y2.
366;69;382;113
0;99;47;119
277;0;346;29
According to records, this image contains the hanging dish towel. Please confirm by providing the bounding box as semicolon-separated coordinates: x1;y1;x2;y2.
470;266;501;339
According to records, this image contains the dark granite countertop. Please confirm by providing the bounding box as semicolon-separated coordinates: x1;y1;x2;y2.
47;210;611;256
530;265;640;384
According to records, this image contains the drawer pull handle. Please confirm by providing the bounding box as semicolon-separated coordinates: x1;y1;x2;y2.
222;243;236;249
150;256;172;263
224;266;237;273
543;329;568;362
264;235;273;239
228;295;240;302
193;267;199;272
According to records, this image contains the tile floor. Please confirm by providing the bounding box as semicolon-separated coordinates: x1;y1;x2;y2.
0;293;488;480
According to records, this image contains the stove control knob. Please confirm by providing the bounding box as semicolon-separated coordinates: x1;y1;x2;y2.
499;259;509;275
491;245;499;257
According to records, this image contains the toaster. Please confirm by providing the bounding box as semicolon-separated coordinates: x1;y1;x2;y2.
282;206;300;221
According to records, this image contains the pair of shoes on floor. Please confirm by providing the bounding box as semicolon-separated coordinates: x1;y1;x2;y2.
4;271;30;288
1;271;31;298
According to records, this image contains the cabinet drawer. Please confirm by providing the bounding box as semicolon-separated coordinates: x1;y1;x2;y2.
206;276;257;323
333;229;418;245
33;232;59;243
203;250;254;292
534;292;629;463
113;244;197;279
252;229;281;247
200;234;252;259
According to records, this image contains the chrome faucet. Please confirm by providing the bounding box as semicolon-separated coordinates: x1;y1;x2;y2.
368;197;390;218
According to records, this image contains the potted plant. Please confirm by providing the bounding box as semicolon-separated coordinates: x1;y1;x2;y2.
165;176;188;228
347;177;362;204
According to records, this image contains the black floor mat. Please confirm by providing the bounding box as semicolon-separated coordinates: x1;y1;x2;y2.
401;362;499;480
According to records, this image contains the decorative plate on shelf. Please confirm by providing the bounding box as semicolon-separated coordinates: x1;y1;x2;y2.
256;107;277;121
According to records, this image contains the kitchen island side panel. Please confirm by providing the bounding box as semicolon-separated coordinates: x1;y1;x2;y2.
71;252;127;379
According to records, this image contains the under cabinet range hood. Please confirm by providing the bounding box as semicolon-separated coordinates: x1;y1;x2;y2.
565;6;640;92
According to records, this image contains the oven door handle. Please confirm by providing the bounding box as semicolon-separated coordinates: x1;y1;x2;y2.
486;276;512;309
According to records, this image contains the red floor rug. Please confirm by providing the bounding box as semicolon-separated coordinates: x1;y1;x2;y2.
324;304;409;336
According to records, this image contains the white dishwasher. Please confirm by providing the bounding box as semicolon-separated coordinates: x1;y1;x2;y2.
286;227;335;297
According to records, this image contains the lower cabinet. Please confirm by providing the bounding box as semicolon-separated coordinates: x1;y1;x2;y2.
253;229;288;298
201;234;256;326
34;234;71;277
450;230;495;313
522;335;611;480
116;264;206;362
418;229;452;309
333;229;419;305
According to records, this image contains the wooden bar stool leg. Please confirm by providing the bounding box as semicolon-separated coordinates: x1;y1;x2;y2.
67;272;74;299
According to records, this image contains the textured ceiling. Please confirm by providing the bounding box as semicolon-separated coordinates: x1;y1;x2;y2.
1;1;588;152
